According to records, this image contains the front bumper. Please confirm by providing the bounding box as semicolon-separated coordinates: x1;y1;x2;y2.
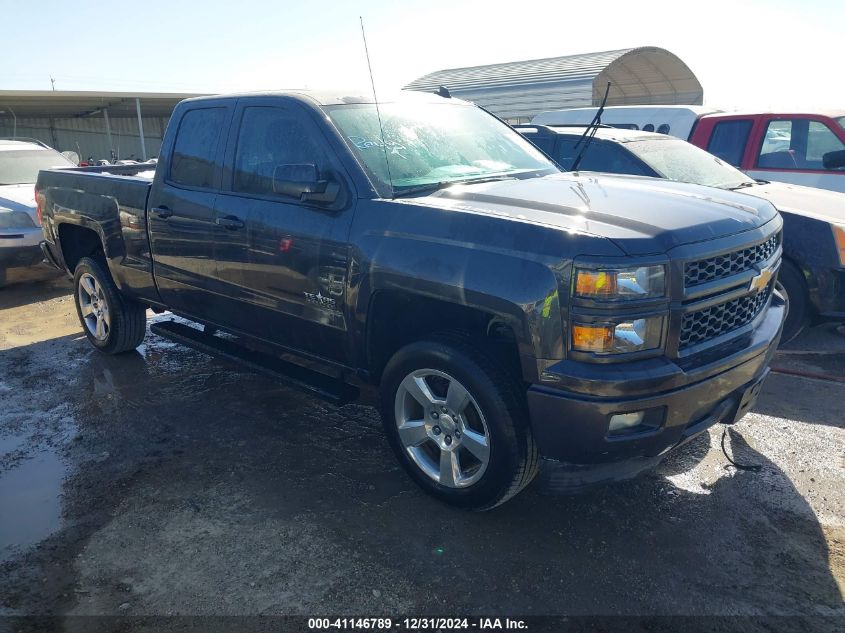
526;296;784;480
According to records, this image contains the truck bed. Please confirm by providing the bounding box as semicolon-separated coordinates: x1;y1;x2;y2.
38;164;156;215
37;163;159;303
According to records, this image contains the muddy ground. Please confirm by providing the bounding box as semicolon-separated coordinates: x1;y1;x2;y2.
0;275;843;626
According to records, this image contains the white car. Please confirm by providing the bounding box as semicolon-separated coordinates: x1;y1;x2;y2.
0;139;75;285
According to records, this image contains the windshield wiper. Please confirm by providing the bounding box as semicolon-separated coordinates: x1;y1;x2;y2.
728;182;758;190
570;82;611;172
392;174;520;198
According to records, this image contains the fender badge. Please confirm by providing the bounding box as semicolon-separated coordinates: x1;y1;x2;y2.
304;291;337;309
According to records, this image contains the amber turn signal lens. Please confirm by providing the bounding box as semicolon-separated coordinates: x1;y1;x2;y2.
572;324;614;353
833;225;845;266
575;271;617;297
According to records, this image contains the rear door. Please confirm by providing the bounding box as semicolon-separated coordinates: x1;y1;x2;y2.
213;98;356;362
702;118;754;168
147;100;234;316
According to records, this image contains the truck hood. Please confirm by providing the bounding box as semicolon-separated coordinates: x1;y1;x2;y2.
741;180;845;226
0;184;38;224
413;172;777;255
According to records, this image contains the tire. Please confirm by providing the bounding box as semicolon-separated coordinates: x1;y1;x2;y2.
379;334;538;510
777;261;809;345
73;256;147;354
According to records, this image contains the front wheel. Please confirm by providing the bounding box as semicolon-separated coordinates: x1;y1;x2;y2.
73;257;147;354
379;335;538;510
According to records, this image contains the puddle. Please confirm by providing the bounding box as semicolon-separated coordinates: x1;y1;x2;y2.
0;446;67;562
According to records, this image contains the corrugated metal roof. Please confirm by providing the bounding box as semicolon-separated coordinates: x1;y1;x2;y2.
405;48;634;92
0;90;202;118
404;47;704;120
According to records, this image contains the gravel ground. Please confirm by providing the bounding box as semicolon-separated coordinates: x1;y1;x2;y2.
0;276;842;626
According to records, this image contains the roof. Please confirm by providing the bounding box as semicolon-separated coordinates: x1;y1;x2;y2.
181;89;465;107
699;109;845;119
406;49;637;92
0;90;204;118
519;125;671;143
0;138;53;151
404;47;704;116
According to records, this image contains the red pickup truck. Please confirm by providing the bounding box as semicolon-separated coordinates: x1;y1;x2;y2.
533;106;845;193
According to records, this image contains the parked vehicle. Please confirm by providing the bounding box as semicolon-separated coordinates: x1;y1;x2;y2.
0;138;75;285
37;91;784;509
516;125;845;342
533;106;845;193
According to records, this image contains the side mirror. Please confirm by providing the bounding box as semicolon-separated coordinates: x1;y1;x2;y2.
822;150;845;170
273;163;339;203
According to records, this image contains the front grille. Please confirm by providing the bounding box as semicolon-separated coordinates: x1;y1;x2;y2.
685;233;780;287
679;283;773;349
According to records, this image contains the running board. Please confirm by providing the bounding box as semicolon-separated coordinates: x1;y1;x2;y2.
150;320;358;405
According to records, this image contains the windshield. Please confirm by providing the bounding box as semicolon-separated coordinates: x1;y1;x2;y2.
0;149;74;185
325;101;557;194
623;138;755;190
838;116;845;131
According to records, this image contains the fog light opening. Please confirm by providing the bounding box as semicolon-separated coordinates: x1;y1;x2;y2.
608;411;646;435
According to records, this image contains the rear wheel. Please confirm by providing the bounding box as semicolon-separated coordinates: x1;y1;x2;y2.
777;261;809;344
379;335;538;510
73;257;147;354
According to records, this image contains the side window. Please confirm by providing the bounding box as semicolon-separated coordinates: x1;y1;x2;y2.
555;139;650;175
807;121;845;165
519;132;555;155
233;106;329;197
169;107;226;188
706;120;752;167
757;119;845;170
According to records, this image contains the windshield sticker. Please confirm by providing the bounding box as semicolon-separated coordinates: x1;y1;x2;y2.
347;136;408;159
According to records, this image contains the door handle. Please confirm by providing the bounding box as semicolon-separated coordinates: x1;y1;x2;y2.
152;206;173;219
215;215;245;230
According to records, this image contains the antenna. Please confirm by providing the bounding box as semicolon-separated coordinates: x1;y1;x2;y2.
359;16;394;198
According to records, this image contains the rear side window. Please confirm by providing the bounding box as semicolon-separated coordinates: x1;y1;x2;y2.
706;120;752;167
169;107;226;189
554;139;651;176
518;132;555;155
233;106;330;197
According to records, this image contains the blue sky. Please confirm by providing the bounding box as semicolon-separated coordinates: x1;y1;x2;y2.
2;0;843;109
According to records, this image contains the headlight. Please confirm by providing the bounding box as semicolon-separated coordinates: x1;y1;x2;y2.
833;224;845;266
574;265;665;300
572;317;664;354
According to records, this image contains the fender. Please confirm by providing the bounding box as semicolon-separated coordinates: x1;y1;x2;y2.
344;201;613;382
42;175;158;304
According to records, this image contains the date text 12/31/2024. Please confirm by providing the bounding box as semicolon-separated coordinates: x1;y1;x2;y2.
308;618;528;630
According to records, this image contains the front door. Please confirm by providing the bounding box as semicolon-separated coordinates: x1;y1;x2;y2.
747;116;845;193
213;100;355;363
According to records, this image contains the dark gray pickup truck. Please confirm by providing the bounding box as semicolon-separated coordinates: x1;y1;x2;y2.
37;90;785;509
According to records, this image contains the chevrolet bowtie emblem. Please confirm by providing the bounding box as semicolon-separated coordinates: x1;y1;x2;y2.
749;266;774;293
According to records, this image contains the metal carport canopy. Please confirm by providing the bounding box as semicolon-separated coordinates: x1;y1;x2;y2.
0;90;203;119
404;47;704;120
